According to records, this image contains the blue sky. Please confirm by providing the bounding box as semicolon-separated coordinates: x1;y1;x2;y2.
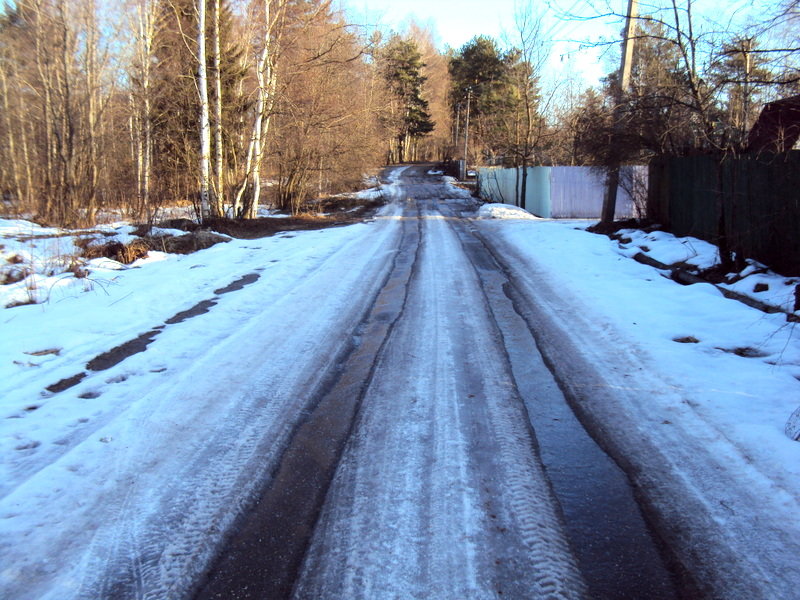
338;0;521;50
336;0;768;90
336;0;622;87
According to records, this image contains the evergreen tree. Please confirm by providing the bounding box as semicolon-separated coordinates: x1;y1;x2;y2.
711;37;773;147
448;36;517;162
379;35;434;163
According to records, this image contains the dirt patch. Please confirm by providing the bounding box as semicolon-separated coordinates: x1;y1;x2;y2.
589;219;657;236
716;346;769;358
78;230;229;264
149;231;230;254
201;199;384;240
80;238;150;264
46;372;87;393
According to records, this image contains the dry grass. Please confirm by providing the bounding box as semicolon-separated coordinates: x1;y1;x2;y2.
80;238;149;265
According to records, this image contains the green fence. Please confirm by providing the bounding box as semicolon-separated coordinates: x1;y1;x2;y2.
648;152;800;275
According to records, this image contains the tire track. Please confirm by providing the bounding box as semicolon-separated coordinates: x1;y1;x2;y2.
292;188;586;599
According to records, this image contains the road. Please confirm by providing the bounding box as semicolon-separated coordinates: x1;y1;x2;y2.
0;166;680;599
195;166;677;599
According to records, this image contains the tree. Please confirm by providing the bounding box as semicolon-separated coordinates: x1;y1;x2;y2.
403;22;452;161
128;0;158;220
711;37;774;148
379;35;434;164
494;1;549;205
197;0;212;218
270;0;384;213
231;0;285;219
449;35;517;163
147;0;247;217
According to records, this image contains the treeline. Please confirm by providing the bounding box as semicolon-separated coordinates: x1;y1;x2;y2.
1;1;798;226
0;0;454;225
447;2;799;171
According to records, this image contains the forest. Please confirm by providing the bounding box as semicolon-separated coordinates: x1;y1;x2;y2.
0;0;798;226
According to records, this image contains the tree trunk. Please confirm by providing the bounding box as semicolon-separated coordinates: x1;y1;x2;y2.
85;0;99;224
233;0;285;219
0;65;23;208
212;0;224;216
197;0;212;220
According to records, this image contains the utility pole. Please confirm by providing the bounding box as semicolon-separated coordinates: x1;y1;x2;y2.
600;0;638;225
463;87;472;180
454;104;461;148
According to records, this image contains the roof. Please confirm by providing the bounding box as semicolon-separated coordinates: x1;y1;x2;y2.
747;94;800;153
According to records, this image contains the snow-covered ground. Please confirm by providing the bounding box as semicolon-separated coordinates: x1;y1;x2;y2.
2;171;799;597
477;215;800;597
0;179;405;598
477;202;541;220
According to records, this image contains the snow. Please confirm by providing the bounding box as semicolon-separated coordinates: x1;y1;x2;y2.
0;187;405;598
2;173;799;597
478;217;800;597
615;228;720;269
488;219;800;449
477;202;539;220
615;226;800;315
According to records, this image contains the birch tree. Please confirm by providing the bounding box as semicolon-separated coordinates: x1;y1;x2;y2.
129;0;157;217
232;0;286;219
212;0;224;210
196;0;212;218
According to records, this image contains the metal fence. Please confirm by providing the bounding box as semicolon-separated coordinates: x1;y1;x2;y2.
648;152;800;275
477;166;645;219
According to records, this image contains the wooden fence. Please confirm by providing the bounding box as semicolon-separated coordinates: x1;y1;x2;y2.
648;152;800;275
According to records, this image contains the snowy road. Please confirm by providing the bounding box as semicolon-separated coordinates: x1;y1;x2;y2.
197;168;671;599
4;166;799;599
291;193;586;598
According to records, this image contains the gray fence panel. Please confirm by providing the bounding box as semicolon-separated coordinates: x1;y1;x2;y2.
478;166;643;219
524;167;551;217
550;167;637;219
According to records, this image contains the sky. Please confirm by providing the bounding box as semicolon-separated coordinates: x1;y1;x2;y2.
336;0;771;91
336;0;626;88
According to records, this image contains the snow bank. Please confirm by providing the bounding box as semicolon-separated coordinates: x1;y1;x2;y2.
615;227;799;316
480;217;800;598
477;203;539;220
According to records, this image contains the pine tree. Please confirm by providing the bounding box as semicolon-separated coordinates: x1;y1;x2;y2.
379;35;434;163
448;36;517;162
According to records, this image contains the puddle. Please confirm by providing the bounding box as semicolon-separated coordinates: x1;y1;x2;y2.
214;273;261;295
46;372;87;393
43;273;260;395
86;329;162;371
164;300;218;325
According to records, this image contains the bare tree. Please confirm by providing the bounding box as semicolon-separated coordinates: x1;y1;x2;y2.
232;0;286;218
129;0;157;218
212;0;224;210
498;1;551;205
196;0;212;218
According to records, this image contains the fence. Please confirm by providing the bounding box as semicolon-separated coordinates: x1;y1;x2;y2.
648;152;800;275
477;166;645;219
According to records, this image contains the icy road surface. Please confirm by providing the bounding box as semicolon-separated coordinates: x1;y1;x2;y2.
3;166;799;599
291;198;586;598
